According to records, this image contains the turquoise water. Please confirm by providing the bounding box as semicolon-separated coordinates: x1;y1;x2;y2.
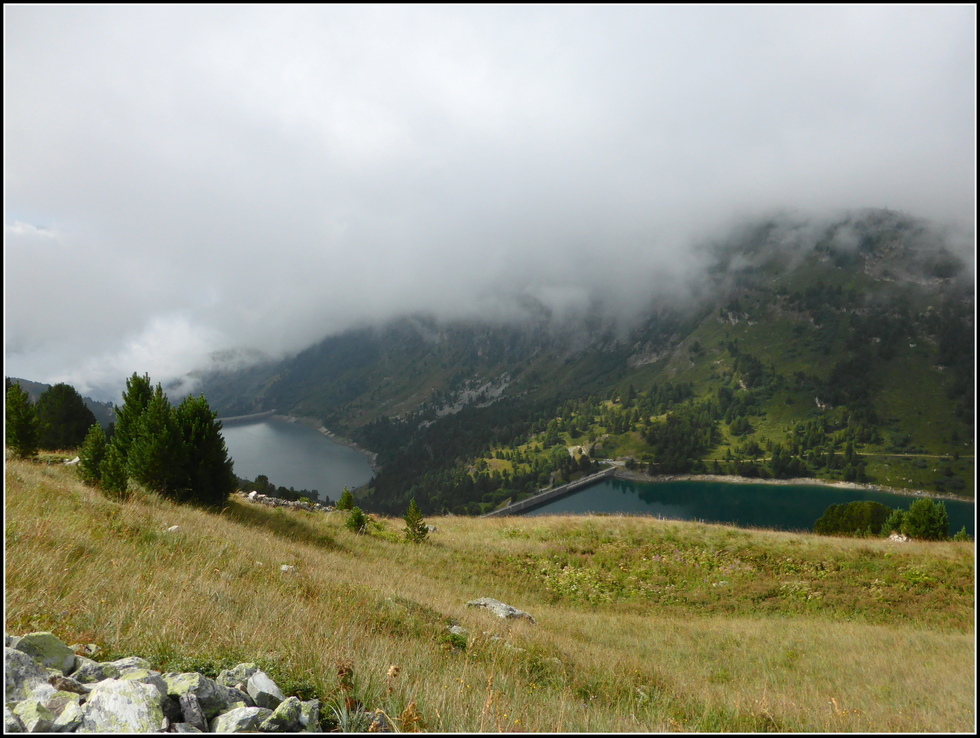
524;476;975;536
221;419;374;503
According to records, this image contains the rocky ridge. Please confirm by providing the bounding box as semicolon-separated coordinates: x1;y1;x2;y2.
4;631;320;733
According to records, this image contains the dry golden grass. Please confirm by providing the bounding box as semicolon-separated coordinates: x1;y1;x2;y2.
4;456;975;732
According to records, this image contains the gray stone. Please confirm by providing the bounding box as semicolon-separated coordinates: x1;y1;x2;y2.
70;657;120;684
12;699;56;733
106;655;152;675
14;632;77;675
163;671;253;719
5;647;51;703
77;678;166;733
210;705;273;733
246;670;284;709
216;662;259;688
297;699;321;732
171;722;204;733
68;643;101;658
280;564;297;574
258;695;302;731
7;633;22;649
466;597;536;623
448;624;468;636
4;706;25;733
119;668;168;698
178;692;207;732
52;699;84;732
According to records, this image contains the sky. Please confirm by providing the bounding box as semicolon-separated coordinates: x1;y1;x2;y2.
4;5;976;401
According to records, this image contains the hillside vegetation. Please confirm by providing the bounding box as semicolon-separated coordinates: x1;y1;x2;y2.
194;209;975;515
5;457;974;732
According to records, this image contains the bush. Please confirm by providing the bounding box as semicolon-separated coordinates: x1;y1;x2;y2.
345;506;367;534
78;424;108;485
5;381;39;459
952;526;972;542
901;498;950;541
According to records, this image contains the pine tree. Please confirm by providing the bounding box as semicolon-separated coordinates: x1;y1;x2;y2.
127;384;187;497
35;383;98;450
403;498;428;543
112;372;153;464
78;423;108;485
336;487;355;510
100;443;129;499
901;498;950;541
175;394;236;506
5;380;39;459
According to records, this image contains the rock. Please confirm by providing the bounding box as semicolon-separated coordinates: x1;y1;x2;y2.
249;490;258;499
7;633;22;649
297;699;321;732
448;625;468;636
216;663;259;688
52;699;84;732
107;655;152;675
246;670;284;709
426;525;437;533
178;692;208;732
12;699;55;733
163;671;252;719
888;532;911;543
64;456;80;465
77;678;166;733
14;632;77;675
166;525;180;533
258;695;302;731
171;722;204;733
280;564;297;574
68;643;101;658
5;647;51;703
210;705;273;733
466;597;536;623
70;657;119;684
5;705;25;733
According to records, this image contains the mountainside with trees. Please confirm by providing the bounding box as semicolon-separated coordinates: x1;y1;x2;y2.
189;209;976;515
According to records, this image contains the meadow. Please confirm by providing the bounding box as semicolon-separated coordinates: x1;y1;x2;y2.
4;454;975;732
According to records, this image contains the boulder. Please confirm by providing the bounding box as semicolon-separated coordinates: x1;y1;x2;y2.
210;705;273;733
5;647;51;703
163;671;252;719
52;698;84;732
48;673;92;696
297;699;321;732
4;705;25;733
280;564;297;574
14;632;77;675
107;656;152;674
171;722;204;733
178;692;208;732
258;695;302;731
246;670;284;709
466;597;536;623
69;657;120;684
77;679;166;733
12;699;56;733
216;663;259;688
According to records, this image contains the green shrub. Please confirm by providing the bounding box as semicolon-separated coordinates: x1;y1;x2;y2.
952;526;972;542
78;423;108;485
336;487;355;511
345;506;367;534
901;498;949;541
403;498;428;544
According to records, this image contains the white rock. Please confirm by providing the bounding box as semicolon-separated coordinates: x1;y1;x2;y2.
466;597;536;623
280;564;297;574
5;647;51;703
77;679;166;733
210;705;273;733
246;670;284;709
166;525;180;533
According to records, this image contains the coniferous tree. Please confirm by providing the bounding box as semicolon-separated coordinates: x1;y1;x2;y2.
336;487;355;510
175;394;236;506
78;423;108;485
36;383;98;450
127;384;186;497
112;372;153;464
403;498;428;543
100;443;129;499
5;380;39;459
901;498;950;541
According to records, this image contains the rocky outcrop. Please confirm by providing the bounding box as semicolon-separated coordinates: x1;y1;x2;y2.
466;597;536;623
239;491;334;513
4;631;320;733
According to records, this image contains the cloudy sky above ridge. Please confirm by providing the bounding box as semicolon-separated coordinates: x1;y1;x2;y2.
4;5;976;400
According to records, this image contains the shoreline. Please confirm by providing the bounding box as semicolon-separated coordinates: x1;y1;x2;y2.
272;414;380;474
611;468;975;504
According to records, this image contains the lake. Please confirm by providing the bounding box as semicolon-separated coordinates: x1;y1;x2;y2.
220;418;374;503
524;476;976;536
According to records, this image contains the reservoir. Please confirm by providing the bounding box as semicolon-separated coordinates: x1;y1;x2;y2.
220;418;374;503
524;476;976;537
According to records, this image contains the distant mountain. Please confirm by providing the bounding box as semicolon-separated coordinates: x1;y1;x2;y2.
6;377;116;430
193;209;975;513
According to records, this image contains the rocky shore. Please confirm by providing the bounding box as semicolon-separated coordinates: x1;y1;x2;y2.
611;467;974;504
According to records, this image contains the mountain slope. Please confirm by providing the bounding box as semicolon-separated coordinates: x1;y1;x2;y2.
194;209;975;513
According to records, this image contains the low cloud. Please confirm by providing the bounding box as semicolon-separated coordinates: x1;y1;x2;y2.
4;6;975;400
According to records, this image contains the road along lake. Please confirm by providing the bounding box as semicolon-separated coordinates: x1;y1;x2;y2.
523;476;975;536
221;418;374;503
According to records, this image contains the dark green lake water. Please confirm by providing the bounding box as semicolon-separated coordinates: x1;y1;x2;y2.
524;476;975;536
221;419;374;502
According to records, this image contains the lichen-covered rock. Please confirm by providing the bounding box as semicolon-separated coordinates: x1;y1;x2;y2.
14;632;77;675
106;656;152;675
246;670;284;709
5;647;51;703
163;671;253;719
77;678;166;733
466;597;536;623
119;668;168;696
69;657;120;684
12;699;56;733
52;697;84;732
4;705;25;733
48;673;92;696
258;695;302;731
178;692;208;732
209;705;273;733
297;699;321;732
216;663;259;688
171;722;204;733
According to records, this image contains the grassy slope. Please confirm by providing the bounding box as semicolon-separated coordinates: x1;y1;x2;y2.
5;457;974;732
